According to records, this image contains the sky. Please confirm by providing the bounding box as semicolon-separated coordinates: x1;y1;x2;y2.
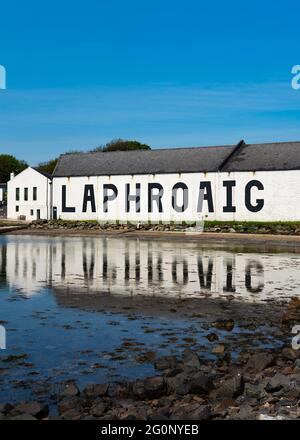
0;0;300;164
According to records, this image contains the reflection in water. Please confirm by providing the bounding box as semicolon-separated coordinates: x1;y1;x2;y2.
0;235;300;302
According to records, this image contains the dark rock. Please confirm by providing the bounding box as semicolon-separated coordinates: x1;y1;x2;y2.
171;403;211;420
154;356;178;371
90;402;107;417
212;319;235;331
217;374;244;398
57;397;81;415
9;414;37;420
188;373;215;395
83;383;109;398
206;333;219;342
181;349;201;369
132;376;167;400
60;381;80;398
265;373;292;393
281;347;299;361
15;402;49;419
246;353;275;372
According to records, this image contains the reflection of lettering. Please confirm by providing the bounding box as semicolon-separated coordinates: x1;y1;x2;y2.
0;239;272;299
198;258;213;289
0;325;6;350
245;261;264;293
224;260;235;292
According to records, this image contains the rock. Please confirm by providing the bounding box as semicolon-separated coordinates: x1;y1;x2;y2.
281;297;300;326
188;373;215;395
60;381;80;398
244;382;266;399
217;374;244;398
166;373;190;395
57;397;81;415
9;414;37;420
212;319;235;331
206;333;219;342
281;347;299;361
154;356;178;371
132;376;167;400
15;402;49;419
265;373;292;393
61;409;82;420
212;344;225;355
90;402;107;417
213;398;237;415
246;352;275;372
0;403;13;414
171;403;211;420
83;383;109;398
236;404;255;420
181;349;200;369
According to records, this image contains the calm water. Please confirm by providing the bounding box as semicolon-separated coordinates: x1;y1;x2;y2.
0;234;297;403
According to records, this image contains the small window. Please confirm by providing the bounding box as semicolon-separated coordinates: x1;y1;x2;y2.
30;209;34;216
16;188;20;201
24;188;28;201
16;206;19;212
33;187;37;201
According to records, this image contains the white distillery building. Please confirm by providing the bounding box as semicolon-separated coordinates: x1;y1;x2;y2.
6;140;300;222
0;183;7;206
7;167;52;221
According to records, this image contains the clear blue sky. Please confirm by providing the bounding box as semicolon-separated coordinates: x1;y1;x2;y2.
0;0;300;164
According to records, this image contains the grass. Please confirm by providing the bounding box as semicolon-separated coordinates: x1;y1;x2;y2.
203;220;300;232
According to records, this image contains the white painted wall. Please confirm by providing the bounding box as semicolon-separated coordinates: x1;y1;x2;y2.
7;167;51;220
51;170;300;222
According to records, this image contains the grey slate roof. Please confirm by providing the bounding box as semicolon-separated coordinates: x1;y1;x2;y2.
53;141;300;177
53;144;237;177
221;141;300;172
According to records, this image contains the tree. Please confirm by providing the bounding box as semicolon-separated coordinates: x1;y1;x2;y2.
0;154;28;183
37;158;58;175
91;139;151;153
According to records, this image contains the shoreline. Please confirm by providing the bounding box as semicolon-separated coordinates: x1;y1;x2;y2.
7;228;300;250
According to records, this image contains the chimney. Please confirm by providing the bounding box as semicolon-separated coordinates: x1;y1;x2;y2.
10;172;15;180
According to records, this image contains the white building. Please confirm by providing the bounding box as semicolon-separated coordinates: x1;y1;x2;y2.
51;140;300;222
7;167;52;220
7;140;300;222
0;183;6;206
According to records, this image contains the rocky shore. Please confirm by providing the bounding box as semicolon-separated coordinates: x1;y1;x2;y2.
27;219;300;235
1;298;300;421
1;344;300;421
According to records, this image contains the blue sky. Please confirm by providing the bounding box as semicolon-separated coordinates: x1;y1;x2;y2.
0;0;300;164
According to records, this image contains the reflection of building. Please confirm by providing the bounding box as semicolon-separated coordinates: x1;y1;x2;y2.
2;235;300;303
7;141;300;222
0;183;7;206
7;168;52;220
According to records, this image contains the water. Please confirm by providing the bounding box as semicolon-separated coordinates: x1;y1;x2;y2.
0;234;297;403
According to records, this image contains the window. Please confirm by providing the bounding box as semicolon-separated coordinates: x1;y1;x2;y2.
30;210;34;216
16;188;20;201
16;206;19;212
24;188;28;201
33;187;37;201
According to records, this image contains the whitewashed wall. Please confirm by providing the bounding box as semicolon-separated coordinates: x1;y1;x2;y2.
7;167;51;220
52;170;300;222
